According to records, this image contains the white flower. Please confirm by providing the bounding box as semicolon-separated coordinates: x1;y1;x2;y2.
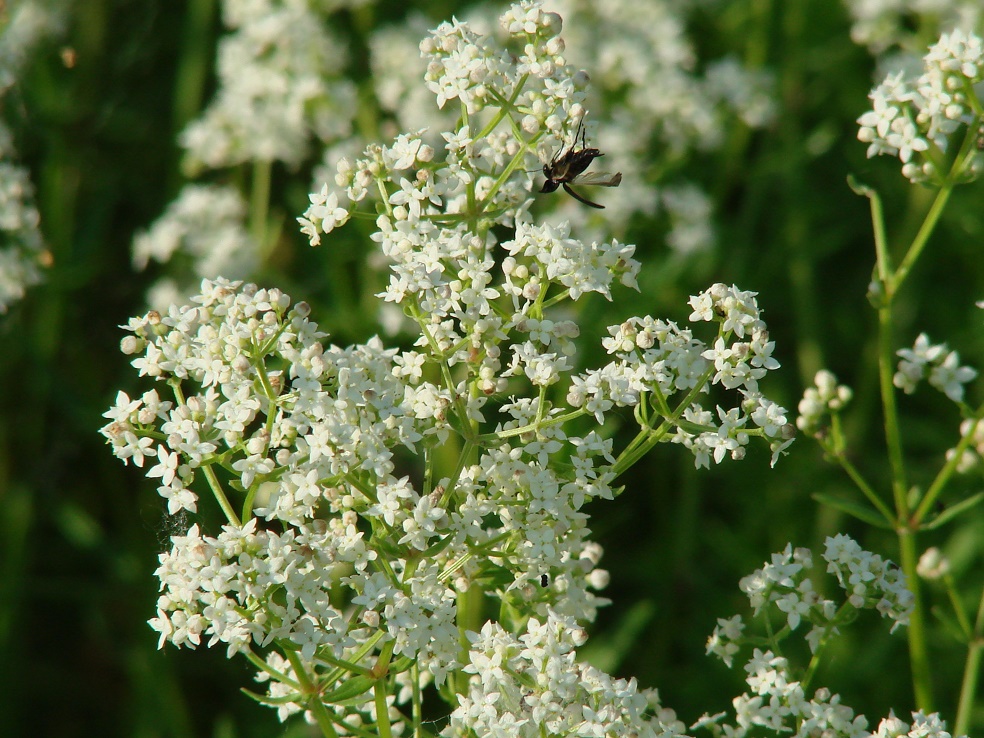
147;445;180;487
871;710;961;738
298;184;350;246
894;333;977;402
797;369;853;436
916;547;950;580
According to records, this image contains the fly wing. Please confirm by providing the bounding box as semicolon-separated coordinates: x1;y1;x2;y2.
570;171;623;187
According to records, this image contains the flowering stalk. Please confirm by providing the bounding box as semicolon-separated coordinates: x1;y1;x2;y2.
101;3;795;734
799;27;984;714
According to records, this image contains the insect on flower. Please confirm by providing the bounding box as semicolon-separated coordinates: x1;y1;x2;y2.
540;121;622;209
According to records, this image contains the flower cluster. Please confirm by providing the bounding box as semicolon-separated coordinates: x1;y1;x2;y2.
857;29;984;184
0;2;63;313
308;0;776;249
796;369;853;438
946;417;984;473
100;275;616;720
695;650;960;738
894;332;977;403
871;711;960;738
179;0;361;172
572;283;793;469
708;535;914;667
132;185;258;309
104;2;792;730
696;537;959;738
300;1;591;251
823;533;914;630
448;611;688;738
148;519;370;659
695;651;871;738
100;279;472;675
0;137;47;314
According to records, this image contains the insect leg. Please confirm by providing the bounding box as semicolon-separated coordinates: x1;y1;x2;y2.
562;182;605;209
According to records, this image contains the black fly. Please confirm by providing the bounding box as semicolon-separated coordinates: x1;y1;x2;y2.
540;121;622;209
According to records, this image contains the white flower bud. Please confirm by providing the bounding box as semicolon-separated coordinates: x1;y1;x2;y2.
120;335;141;354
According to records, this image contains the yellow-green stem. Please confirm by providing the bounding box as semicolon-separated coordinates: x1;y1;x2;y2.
201;464;240;527
285;650;339;738
877;294;932;707
876;309;908;517
913;413;984;524
898;526;933;711
891;182;952;295
374;680;394;738
954;587;984;735
411;662;423;738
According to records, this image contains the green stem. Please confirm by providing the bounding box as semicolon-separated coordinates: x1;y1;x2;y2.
801;601;853;689
876;303;908;514
374;680;393;738
899;525;933;711
474;407;587;443
866;184;892;285
610;364;717;477
243;647;299;688
864;127;983;711
878;291;932;707
411;662;423;737
201;456;241;526
944;573;974;640
954;586;984;736
913;412;984;525
285;650;339;738
891;182;952;295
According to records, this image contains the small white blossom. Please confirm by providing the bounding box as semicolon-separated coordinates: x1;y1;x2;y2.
857;29;984;183
797;369;853;437
917;547;951;581
895;333;977;403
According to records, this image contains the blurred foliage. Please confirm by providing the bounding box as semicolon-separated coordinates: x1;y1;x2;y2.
1;0;983;736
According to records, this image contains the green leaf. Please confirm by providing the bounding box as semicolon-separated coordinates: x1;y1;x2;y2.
812;493;892;528
322;674;376;704
676;419;713;435
420;532;454;558
922;492;984;530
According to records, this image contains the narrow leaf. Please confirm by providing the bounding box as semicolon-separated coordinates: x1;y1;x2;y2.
812;493;892;528
922;492;984;530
